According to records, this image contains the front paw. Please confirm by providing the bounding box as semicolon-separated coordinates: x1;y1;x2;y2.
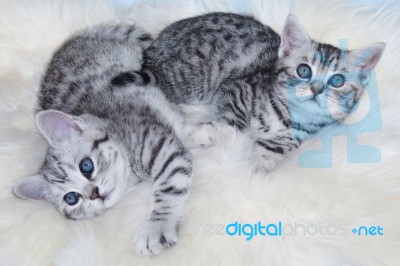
183;122;216;149
133;221;178;256
252;148;283;174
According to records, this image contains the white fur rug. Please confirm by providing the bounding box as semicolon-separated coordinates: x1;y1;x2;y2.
1;0;399;265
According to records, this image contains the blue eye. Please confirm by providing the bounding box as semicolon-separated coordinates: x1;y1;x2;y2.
328;74;345;88
79;157;94;175
296;64;312;79
64;192;80;205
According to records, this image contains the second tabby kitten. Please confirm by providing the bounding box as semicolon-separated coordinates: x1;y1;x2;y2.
145;12;385;171
13;25;210;256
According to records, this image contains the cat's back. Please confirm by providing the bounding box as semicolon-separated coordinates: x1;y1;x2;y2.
145;12;280;104
39;24;152;114
147;12;279;59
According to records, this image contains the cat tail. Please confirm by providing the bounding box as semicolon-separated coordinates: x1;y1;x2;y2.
110;69;157;87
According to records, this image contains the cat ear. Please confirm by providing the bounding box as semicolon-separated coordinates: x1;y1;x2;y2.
13;174;49;201
347;42;385;70
279;14;311;57
36;110;84;147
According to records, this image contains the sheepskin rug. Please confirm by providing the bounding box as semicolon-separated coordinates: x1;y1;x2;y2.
1;0;399;265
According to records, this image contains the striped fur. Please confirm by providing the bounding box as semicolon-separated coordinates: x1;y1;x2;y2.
145;12;385;172
13;25;205;256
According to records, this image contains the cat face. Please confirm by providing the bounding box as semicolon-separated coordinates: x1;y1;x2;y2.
14;110;130;220
276;15;385;124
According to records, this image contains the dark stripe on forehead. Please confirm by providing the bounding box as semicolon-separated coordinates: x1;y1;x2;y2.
315;43;341;68
92;135;109;151
57;165;67;179
43;157;68;182
333;61;339;72
318;43;339;58
43;173;65;183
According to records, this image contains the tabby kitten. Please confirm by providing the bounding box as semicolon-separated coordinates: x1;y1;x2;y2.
145;12;385;171
13;25;208;256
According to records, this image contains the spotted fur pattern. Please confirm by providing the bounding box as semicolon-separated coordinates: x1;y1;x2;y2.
145;12;385;171
13;25;206;256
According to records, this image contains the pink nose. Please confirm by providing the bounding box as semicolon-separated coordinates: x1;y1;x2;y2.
310;80;324;96
89;186;100;200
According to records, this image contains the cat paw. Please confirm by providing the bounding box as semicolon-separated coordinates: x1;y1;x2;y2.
252;163;275;176
252;148;283;174
133;221;178;256
183;122;216;149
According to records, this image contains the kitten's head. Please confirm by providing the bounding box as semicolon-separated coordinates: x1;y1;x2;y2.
14;110;130;220
276;15;385;124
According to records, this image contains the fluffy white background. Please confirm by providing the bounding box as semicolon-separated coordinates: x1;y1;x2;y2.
0;0;399;265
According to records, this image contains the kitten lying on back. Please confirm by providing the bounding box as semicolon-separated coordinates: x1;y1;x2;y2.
13;25;210;256
145;13;385;172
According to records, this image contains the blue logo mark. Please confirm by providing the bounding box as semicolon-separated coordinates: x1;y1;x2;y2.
287;39;382;168
225;221;384;240
225;221;283;241
352;225;384;236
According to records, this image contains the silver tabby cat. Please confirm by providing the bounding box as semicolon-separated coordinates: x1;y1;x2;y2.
145;12;385;171
13;25;210;256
